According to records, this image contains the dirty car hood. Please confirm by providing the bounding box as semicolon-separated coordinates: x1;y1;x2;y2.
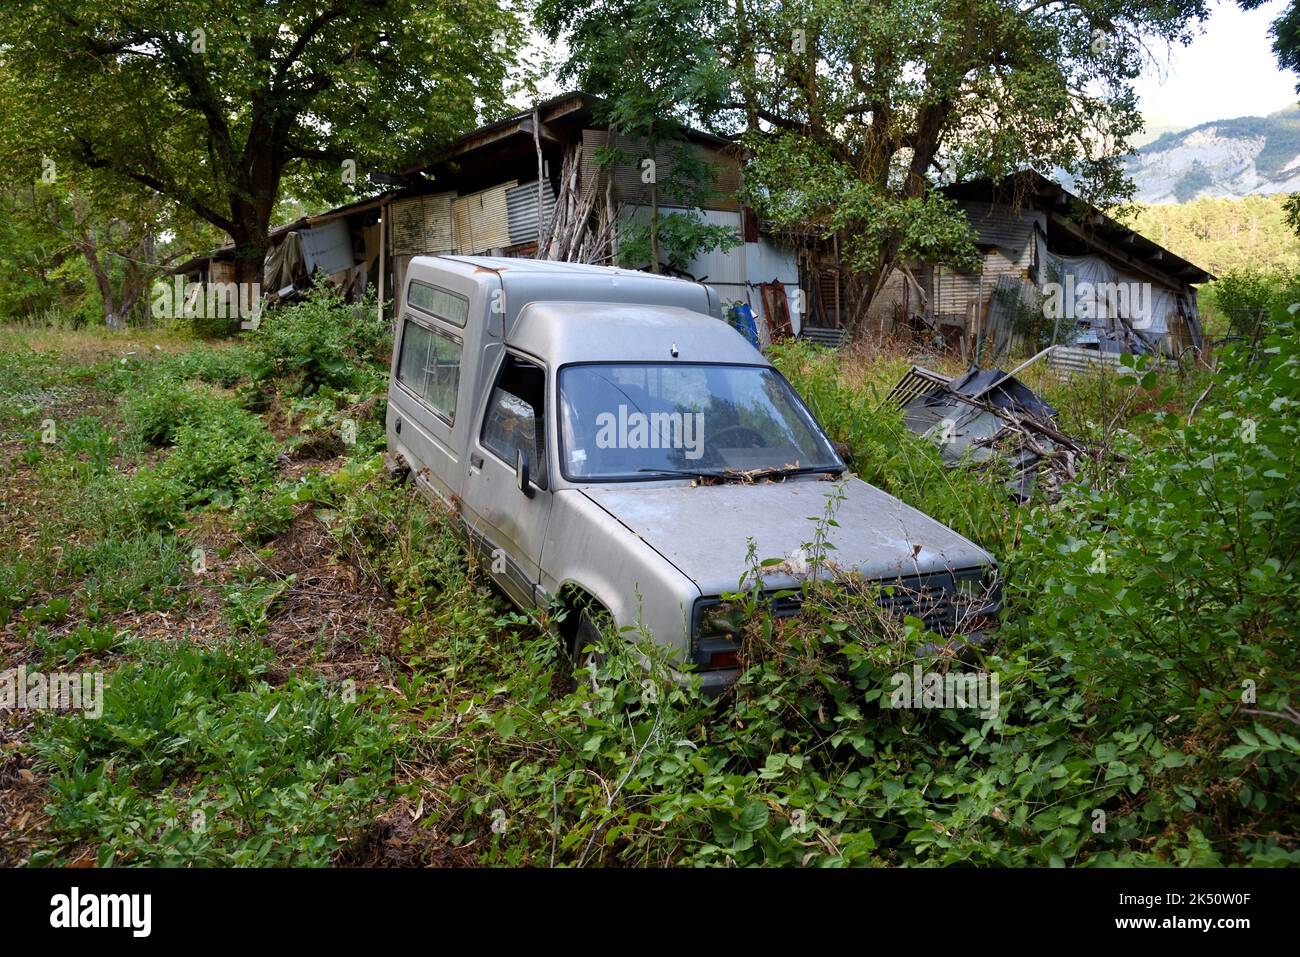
581;477;995;595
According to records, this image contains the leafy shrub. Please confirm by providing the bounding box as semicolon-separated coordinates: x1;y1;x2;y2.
248;285;389;397
160;402;280;506
30;639;400;866
223;574;294;635
122;376;225;447
161;344;258;387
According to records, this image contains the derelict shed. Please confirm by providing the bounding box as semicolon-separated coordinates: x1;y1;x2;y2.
386;92;803;345
169;193;389;310
938;172;1215;359
792;171;1215;359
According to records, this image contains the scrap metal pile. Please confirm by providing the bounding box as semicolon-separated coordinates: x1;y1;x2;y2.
888;359;1097;501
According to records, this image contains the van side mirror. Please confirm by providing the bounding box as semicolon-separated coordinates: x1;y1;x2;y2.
834;441;854;466
515;448;534;498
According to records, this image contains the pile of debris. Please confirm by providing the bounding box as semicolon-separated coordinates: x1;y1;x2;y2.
888;356;1095;501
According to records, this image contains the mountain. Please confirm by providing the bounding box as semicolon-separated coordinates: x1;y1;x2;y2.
1126;106;1300;203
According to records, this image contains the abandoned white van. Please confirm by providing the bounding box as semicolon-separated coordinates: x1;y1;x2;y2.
386;256;1001;691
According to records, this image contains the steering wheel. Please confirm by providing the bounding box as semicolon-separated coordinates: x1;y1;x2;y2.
709;424;768;447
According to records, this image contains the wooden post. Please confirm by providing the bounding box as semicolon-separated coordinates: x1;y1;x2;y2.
377;200;387;327
534;109;545;254
832;234;841;329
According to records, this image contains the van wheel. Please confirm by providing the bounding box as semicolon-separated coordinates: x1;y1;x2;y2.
569;611;605;690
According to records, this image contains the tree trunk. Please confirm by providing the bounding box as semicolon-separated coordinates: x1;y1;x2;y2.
648;173;660;275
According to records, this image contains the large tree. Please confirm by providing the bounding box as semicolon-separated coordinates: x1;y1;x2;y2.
539;0;740;274
542;0;1210;336
0;0;519;286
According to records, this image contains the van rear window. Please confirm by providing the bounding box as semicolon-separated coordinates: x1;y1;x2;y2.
407;280;468;327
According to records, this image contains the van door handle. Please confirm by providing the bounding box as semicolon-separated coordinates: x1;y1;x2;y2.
470;453;483;469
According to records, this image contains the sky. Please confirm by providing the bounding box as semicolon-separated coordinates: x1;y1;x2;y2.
1134;0;1298;134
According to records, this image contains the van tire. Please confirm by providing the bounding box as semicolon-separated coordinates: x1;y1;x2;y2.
569;610;605;691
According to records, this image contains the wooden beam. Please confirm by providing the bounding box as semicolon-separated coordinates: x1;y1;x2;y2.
1047;211;1187;289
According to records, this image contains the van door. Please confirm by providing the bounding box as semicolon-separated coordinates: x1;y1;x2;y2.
388;273;481;504
460;351;554;607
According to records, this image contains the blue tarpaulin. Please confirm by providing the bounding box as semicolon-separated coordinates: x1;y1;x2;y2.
727;303;760;348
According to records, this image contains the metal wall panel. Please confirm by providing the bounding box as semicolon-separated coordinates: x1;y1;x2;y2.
958;201;1042;262
506;180;557;246
389;193;455;257
582;129;741;212
299;218;354;276
453;181;517;254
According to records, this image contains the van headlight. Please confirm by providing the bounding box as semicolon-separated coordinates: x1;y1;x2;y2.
696;600;748;638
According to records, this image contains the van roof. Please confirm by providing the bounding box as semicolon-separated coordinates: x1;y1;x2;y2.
441;255;691;279
413;254;723;326
508;301;765;366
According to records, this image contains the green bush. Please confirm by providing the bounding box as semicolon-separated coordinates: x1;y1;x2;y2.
161;344;258;387
30;639;400;867
160;402;280;506
248;284;389;397
122;377;225;447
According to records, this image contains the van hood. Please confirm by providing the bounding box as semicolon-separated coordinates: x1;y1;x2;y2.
581;477;995;595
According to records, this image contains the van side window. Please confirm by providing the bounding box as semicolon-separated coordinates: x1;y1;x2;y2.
481;355;547;488
397;316;461;422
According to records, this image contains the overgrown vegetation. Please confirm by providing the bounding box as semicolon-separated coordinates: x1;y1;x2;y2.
1;289;1295;867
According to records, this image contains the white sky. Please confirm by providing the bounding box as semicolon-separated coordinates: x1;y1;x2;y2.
1134;0;1298;130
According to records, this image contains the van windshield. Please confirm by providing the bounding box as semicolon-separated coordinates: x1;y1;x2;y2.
558;363;842;481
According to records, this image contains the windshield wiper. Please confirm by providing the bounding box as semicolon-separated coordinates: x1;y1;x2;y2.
636;465;842;483
636;467;731;480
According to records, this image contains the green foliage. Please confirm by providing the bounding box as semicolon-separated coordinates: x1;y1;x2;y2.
0;0;519;279
1123;194;1300;276
35;623;128;668
161;344;259;387
540;0;739;272
28;639;400;867
1211;268;1278;337
63;533;186;615
123;377;227;447
616;208;743;275
248;285;390;397
223;574;295;636
6;295;1296;869
768;340;1020;552
1200;267;1300;339
159;403;280;507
